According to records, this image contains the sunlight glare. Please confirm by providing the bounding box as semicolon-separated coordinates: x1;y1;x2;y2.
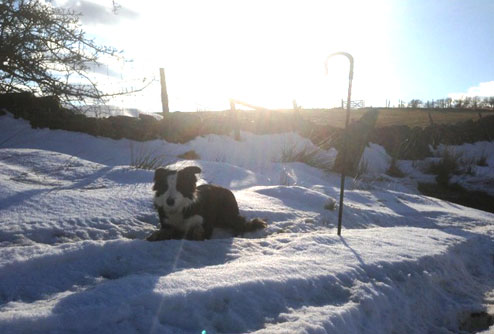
90;0;397;111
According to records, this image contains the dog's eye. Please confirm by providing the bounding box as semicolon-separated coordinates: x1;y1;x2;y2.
153;180;168;194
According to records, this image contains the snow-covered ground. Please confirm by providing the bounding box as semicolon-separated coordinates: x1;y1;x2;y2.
396;141;494;196
1;112;494;334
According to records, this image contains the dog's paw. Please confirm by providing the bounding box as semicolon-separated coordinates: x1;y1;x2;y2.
146;228;173;241
251;218;268;229
187;225;206;241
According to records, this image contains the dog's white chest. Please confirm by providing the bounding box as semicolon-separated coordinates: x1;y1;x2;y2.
167;212;184;227
167;212;203;232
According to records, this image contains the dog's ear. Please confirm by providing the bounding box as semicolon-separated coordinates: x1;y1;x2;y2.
154;167;168;182
153;168;170;191
182;166;201;175
176;166;200;197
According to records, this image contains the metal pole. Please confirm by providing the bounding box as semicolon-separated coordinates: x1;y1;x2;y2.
325;52;354;236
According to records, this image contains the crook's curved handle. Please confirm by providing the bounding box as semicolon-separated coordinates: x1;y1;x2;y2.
325;52;354;80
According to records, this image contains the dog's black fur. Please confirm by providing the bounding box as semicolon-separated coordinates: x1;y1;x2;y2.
147;166;267;241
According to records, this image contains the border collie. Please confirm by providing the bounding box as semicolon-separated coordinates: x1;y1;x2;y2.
147;166;267;241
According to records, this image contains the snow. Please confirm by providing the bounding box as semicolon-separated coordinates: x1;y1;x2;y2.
1;112;494;333
359;143;392;176
80;105;163;119
396;141;494;196
435;142;494;196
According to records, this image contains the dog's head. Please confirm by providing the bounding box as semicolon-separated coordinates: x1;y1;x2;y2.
153;166;201;214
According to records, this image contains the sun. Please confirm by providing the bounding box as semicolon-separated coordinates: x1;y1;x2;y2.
95;0;397;112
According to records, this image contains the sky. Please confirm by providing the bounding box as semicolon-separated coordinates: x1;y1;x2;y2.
54;0;494;113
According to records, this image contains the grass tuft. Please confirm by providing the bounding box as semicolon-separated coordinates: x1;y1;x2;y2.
477;151;488;167
178;150;200;160
130;143;166;170
427;149;462;185
280;144;333;172
386;158;405;178
355;158;369;180
324;198;337;211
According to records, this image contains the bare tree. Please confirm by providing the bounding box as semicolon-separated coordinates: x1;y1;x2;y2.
471;96;480;109
0;0;149;107
436;98;445;109
463;96;472;109
445;97;452;108
408;99;422;108
454;99;464;109
487;97;494;109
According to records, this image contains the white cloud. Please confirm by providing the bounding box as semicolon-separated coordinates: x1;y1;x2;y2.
449;81;494;99
55;0;138;25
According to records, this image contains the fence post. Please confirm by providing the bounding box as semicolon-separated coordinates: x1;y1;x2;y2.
428;112;434;126
160;68;169;114
230;99;240;140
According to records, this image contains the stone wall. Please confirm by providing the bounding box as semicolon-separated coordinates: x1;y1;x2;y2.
1;93;493;163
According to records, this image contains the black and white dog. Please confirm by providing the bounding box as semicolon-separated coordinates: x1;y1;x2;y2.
147;166;267;241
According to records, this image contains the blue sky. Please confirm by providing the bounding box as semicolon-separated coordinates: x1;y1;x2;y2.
389;0;494;101
56;0;494;112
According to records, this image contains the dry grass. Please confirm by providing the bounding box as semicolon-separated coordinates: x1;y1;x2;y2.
427;149;462;185
477;151;488;167
386;159;405;178
129;143;166;170
280;144;333;172
298;108;494;128
194;107;494;130
178;150;200;160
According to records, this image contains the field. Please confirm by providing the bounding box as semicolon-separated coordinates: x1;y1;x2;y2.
192;107;494;133
283;108;494;128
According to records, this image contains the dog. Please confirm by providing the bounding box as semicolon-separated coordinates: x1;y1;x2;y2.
147;166;267;241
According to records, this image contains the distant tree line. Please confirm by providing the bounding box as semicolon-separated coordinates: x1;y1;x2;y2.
405;96;494;110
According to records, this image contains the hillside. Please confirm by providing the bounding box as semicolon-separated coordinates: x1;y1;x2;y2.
303;107;494;128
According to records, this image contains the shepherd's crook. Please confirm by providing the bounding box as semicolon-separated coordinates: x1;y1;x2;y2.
325;52;354;236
